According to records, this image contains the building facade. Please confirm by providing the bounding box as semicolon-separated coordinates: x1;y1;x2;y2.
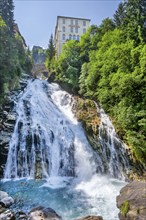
54;16;90;57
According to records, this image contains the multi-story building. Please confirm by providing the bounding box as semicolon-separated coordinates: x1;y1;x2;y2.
54;16;90;57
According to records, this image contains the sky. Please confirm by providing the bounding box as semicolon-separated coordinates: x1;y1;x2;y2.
13;0;121;49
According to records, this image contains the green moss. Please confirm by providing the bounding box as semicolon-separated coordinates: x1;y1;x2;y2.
121;200;129;216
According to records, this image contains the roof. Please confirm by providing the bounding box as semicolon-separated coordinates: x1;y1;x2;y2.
57;16;91;21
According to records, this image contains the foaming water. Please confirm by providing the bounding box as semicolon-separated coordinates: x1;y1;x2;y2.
2;78;128;219
0;176;125;220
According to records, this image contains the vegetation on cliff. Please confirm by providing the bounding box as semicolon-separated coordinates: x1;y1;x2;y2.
0;0;32;105
46;0;146;167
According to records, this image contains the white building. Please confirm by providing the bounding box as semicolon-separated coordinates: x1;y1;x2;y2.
54;16;90;57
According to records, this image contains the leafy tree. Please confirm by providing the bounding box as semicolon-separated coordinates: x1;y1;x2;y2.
79;63;89;95
123;0;146;43
56;40;81;91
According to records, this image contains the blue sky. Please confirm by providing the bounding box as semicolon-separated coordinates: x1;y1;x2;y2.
13;0;121;49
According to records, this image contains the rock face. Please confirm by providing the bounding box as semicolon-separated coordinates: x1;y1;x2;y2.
117;181;146;220
72;96;100;150
28;206;61;220
75;216;103;220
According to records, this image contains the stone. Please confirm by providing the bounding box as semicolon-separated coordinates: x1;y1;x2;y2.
28;206;61;220
1;196;14;208
75;216;103;220
0;209;15;220
0;191;9;200
117;181;146;220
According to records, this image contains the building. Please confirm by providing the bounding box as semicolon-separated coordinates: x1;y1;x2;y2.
54;16;90;57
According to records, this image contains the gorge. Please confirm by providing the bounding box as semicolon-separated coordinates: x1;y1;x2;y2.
0;76;132;219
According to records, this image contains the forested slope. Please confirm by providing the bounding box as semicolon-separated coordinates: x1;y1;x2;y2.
46;0;146;167
0;0;32;105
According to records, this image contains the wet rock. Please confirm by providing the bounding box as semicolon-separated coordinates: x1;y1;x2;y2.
0;191;9;200
47;72;56;83
75;216;103;220
1;196;14;208
0;208;15;220
28;206;61;220
117;181;146;220
15;211;28;220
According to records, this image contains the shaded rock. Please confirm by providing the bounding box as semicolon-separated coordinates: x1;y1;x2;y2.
15;211;28;220
47;72;56;83
117;181;146;220
1;196;14;208
0;208;15;220
75;216;103;220
28;206;61;220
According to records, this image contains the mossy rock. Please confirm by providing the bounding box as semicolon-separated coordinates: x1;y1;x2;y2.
72;96;100;144
121;200;129;216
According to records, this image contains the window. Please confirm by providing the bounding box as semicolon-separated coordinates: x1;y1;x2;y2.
70;19;73;25
63;18;65;24
75;19;78;26
77;35;80;41
83;20;86;26
83;28;86;33
75;27;78;33
62;34;66;40
69;34;72;40
62;26;65;32
70;27;73;33
73;35;76;40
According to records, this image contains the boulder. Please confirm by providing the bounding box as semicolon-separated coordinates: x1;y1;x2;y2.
117;181;146;220
0;208;15;220
0;191;9;200
47;72;56;83
28;206;61;220
0;196;14;208
75;216;103;220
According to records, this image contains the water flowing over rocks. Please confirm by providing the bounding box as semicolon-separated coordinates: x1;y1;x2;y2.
0;74;29;178
72;96;130;179
0;78;138;219
117;181;146;220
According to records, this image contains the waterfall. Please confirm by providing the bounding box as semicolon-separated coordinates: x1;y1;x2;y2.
97;106;129;179
4;79;95;179
4;78;129;180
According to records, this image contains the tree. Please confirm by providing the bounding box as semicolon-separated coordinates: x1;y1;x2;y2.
113;2;126;27
45;34;55;71
123;0;146;43
0;0;15;35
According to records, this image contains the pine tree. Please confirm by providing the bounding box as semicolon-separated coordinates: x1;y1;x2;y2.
113;2;126;27
0;0;15;34
45;34;55;70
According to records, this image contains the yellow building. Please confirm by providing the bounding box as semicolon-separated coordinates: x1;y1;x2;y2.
54;16;90;57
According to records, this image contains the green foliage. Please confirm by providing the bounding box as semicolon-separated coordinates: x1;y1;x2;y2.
56;40;82;91
121;200;129;216
0;1;33;105
45;34;55;71
0;0;15;35
52;0;146;166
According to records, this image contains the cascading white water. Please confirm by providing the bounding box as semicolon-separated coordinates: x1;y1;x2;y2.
2;78;129;219
4;79;98;180
97;106;129;179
